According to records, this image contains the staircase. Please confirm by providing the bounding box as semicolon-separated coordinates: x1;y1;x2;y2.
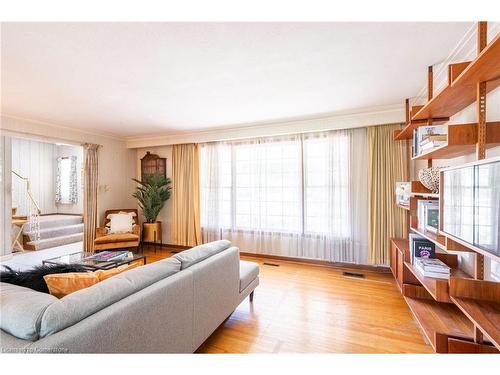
23;215;83;251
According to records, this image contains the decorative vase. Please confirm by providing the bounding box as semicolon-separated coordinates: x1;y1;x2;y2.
418;167;441;193
143;221;162;243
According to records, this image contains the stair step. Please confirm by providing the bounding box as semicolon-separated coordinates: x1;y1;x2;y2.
27;233;83;251
25;215;83;231
24;223;84;241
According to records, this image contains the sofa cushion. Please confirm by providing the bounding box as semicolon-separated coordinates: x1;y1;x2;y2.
94;233;139;244
173;240;231;270
0;282;58;341
239;261;259;292
39;257;181;338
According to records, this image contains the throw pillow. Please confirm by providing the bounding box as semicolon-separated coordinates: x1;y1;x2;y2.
44;272;101;298
0;264;89;294
109;213;134;234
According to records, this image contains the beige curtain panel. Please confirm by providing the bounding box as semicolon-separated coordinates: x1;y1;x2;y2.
83;143;99;253
368;124;408;265
171;143;202;247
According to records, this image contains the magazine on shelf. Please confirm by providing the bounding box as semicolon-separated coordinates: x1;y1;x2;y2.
409;233;435;264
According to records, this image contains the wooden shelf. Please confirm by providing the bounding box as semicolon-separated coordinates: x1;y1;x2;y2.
412;34;500;122
404;259;471;303
409;181;439;198
450;278;500;350
412;121;500;160
395;117;450;140
451;297;500;350
410;224;446;250
404;296;474;352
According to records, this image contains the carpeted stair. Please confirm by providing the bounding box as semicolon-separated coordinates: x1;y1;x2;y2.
23;215;84;251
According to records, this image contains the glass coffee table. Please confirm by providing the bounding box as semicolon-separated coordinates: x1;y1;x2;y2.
43;251;147;271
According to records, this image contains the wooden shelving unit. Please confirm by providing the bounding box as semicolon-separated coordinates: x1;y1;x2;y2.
404;257;471;303
412;121;500;161
390;22;500;353
449;278;500;350
412;33;500;122
404;296;474;352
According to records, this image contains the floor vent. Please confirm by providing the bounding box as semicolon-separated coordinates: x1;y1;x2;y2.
342;271;365;279
263;262;280;267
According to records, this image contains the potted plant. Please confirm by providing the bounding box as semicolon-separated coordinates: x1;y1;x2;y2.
132;173;172;243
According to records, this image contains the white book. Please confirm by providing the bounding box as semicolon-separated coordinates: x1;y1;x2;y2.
420;141;447;151
415;263;450;279
415;258;450;273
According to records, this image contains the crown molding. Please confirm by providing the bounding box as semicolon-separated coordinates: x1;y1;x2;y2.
0;113;126;142
125;104;405;148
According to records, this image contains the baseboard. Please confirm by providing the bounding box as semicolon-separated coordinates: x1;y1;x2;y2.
239;252;391;273
140;242;191;250
138;242;390;273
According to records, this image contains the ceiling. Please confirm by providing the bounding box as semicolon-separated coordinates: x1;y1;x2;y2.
1;22;472;138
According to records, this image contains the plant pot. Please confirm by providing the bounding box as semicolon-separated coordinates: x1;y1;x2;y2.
143;221;162;243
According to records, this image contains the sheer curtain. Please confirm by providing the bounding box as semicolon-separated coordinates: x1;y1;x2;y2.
200;128;368;264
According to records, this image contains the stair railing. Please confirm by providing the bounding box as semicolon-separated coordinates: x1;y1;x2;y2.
12;171;41;242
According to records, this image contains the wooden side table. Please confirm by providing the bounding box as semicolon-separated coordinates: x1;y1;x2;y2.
11;218;28;252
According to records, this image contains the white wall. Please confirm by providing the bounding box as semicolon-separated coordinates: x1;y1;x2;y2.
135;146;173;244
1;115;137;227
11;138;57;215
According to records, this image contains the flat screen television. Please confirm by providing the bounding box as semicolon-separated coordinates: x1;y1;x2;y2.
441;157;500;261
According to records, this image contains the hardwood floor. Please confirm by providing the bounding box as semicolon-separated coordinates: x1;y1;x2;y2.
141;245;433;353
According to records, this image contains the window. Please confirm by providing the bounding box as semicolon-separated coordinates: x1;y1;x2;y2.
201;133;350;237
303;134;349;237
56;156;78;204
200;128;368;262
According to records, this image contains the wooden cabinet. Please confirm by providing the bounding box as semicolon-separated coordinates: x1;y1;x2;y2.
140;152;166;180
390;239;409;290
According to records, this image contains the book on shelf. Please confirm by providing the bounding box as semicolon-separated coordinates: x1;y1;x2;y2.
412;125;447;157
420;140;447;151
414;257;450;273
409;234;436;264
415;265;450;279
414;258;450;279
421;134;447;143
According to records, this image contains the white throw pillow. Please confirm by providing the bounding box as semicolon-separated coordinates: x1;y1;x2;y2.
109;214;134;234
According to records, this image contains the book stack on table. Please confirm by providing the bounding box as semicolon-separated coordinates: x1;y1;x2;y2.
414;258;450;279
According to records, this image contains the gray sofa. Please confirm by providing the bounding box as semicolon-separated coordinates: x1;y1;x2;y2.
0;240;259;353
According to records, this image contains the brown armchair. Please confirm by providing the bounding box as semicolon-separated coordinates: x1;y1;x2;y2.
93;209;141;252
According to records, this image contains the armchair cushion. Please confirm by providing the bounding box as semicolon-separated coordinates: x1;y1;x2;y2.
94;233;139;245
